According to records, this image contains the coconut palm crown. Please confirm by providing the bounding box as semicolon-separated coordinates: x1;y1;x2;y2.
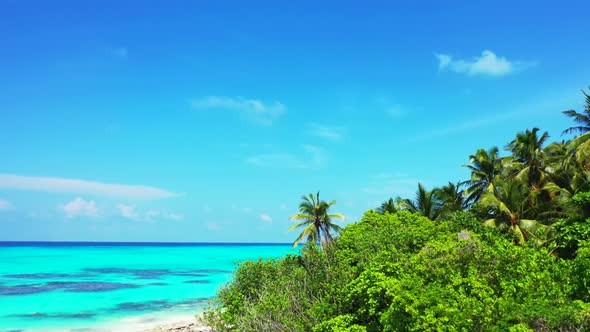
289;192;345;249
562;87;590;136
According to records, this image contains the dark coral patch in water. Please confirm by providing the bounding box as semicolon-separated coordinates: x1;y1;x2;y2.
170;271;209;277
8;312;95;319
84;268;175;279
46;281;138;292
177;298;211;306
147;282;169;286
0;281;138;296
82;267;229;279
112;298;211;313
190;269;232;274
183;280;211;284
0;284;50;295
115;300;172;311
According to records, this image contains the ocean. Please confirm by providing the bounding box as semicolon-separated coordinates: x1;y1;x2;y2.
0;242;295;331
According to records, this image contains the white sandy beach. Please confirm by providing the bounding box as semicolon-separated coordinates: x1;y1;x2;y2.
7;312;211;332
106;312;211;332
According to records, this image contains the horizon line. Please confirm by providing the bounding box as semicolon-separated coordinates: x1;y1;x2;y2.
0;241;295;246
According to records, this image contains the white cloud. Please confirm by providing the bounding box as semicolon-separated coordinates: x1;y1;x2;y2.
260;213;273;223
117;204;140;220
191;96;286;125
0;174;177;200
0;199;14;211
60;197;99;219
308;123;346;141
435;50;533;77
246;145;326;169
279;204;289;211
436;54;452;69
119;205;184;222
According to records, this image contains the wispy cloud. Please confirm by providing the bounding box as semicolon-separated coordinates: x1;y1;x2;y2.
246;145;326;169
308;123;346;141
106;47;128;58
260;213;273;223
435;50;535;77
408;111;518;142
406;88;578;142
146;210;184;221
191;96;286;125
0;174;177;200
59;197;99;219
0;199;14;211
118;204;184;222
117;204;140;220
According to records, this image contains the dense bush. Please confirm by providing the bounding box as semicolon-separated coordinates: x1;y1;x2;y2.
204;211;590;331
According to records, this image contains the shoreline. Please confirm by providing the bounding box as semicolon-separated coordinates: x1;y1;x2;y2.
0;312;212;332
105;311;212;332
144;319;211;332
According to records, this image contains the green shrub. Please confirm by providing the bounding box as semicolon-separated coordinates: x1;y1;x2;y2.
204;211;590;331
551;218;590;259
312;315;366;332
573;192;590;218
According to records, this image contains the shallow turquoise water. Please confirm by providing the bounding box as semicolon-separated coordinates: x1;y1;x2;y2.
0;243;294;331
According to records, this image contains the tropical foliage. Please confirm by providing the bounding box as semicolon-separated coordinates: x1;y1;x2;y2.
204;87;590;331
376;198;397;215
204;211;590;331
398;183;442;220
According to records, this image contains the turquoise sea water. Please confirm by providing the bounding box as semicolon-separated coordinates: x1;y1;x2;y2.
0;242;294;331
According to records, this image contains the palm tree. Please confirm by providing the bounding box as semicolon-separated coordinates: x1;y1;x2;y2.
377;198;397;214
289;192;345;249
562;89;590;170
505;128;550;190
463;147;503;204
436;181;468;215
562;87;590;136
479;179;549;245
544;141;589;195
399;183;442;221
567;133;590;171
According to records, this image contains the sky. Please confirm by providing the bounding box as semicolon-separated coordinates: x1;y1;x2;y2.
1;0;589;242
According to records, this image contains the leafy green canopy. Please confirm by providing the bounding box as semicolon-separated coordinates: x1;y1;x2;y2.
205;211;590;331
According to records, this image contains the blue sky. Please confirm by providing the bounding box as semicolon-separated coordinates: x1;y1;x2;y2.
1;0;589;242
